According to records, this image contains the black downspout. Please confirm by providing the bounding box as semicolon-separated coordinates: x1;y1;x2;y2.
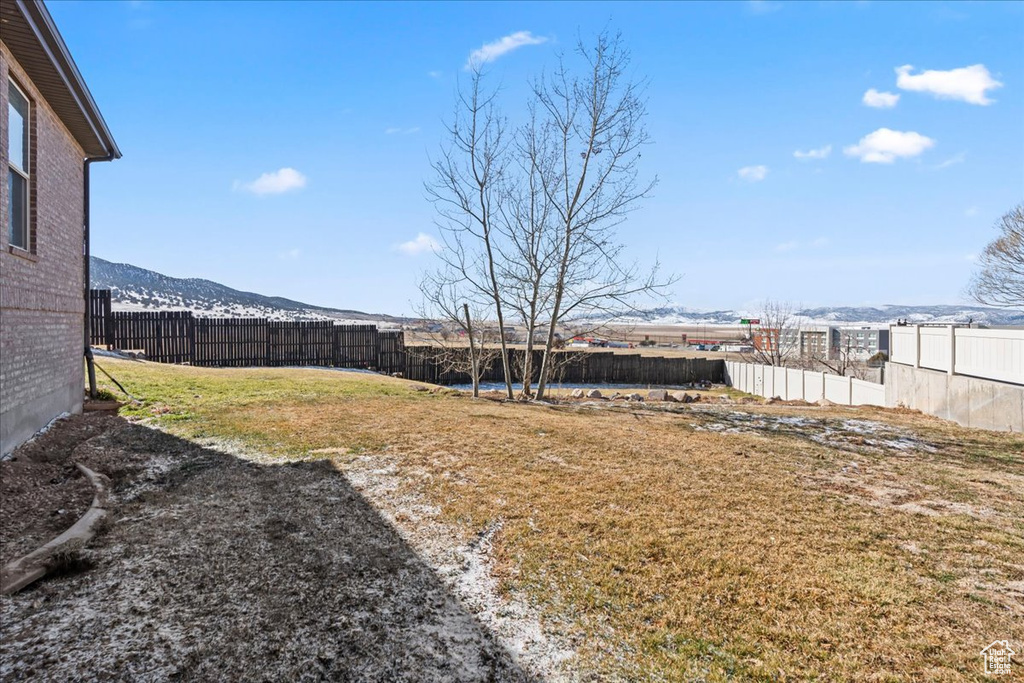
84;154;115;399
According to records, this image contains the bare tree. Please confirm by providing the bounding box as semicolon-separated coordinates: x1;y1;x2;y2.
809;333;860;377
424;31;669;400
968;204;1024;309
416;267;499;397
494;107;560;398
530;31;669;399
427;67;515;399
743;299;801;367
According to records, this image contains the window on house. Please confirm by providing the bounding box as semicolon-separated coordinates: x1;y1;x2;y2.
8;81;30;251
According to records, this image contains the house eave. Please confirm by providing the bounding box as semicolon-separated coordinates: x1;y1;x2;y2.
1;0;121;159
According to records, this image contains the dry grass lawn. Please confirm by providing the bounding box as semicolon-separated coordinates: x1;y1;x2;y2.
94;358;1023;681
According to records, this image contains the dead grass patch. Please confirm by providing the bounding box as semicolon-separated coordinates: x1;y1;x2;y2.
94;359;1023;680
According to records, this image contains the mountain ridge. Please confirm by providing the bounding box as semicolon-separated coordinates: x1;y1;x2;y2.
90;257;407;324
603;304;1024;327
90;257;1023;327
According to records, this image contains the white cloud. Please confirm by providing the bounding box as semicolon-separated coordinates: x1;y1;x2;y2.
427;70;442;79
811;237;829;247
385;126;421;135
279;248;301;260
737;165;768;182
843;128;935;164
965;206;979;217
793;144;832;160
895;64;1003;105
775;240;799;253
465;31;547;69
397;233;440;256
862;88;900;108
933;151;966;169
234;167;307;195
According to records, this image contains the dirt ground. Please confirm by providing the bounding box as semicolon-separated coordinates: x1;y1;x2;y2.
0;415;537;682
1;413;131;567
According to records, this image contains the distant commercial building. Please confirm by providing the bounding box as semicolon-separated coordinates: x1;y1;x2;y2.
796;326;889;360
799;327;840;358
755;325;890;362
754;328;783;353
840;327;889;357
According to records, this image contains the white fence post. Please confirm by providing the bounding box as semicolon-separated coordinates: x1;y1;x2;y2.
948;325;956;377
914;325;921;368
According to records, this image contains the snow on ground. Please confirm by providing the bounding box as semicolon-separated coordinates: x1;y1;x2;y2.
688;409;941;454
1;421;538;682
112;299;376;325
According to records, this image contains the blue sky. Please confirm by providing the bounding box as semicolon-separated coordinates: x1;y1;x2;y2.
51;0;1023;315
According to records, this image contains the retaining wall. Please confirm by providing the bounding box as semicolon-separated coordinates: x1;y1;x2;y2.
885;362;1024;432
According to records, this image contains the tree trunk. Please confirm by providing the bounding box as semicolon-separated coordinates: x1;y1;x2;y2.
464;304;480;398
521;321;535;398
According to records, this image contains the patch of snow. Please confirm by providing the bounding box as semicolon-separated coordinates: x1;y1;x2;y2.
342;452;579;679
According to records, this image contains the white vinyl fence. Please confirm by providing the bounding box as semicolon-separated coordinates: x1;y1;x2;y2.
889;325;1023;386
724;361;886;407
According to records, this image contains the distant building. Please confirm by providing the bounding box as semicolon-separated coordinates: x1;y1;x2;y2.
838;327;889;358
1;0;120;454
788;326;889;360
753;327;782;352
755;325;890;362
799;327;839;358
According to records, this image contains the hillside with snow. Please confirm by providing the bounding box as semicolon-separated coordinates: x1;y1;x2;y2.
601;304;1024;327
90;257;408;325
91;257;1022;328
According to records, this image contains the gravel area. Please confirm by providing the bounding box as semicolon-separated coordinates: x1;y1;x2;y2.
0;417;535;681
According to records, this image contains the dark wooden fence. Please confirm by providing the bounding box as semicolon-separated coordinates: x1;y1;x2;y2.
96;310;384;369
88;289;723;386
400;347;723;386
88;288;112;347
110;311;193;364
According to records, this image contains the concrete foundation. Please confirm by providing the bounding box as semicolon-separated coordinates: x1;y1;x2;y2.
0;377;82;456
885;362;1024;432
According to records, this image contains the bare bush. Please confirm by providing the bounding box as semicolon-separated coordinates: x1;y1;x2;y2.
742;300;800;367
968;204;1024;309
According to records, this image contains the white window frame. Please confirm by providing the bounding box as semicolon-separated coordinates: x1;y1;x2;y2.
7;79;31;252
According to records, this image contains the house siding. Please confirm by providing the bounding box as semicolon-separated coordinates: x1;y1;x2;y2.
1;44;86;455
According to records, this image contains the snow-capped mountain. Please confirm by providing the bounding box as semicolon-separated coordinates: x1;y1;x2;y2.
90;257;408;325
603;304;1024;327
90;257;1022;328
793;305;1024;326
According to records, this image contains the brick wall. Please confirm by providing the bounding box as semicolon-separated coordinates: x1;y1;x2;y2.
1;44;87;454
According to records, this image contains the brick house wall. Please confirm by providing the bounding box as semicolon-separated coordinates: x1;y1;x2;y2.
1;43;87;455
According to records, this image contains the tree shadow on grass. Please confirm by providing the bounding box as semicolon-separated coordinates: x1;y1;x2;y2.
0;416;542;682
